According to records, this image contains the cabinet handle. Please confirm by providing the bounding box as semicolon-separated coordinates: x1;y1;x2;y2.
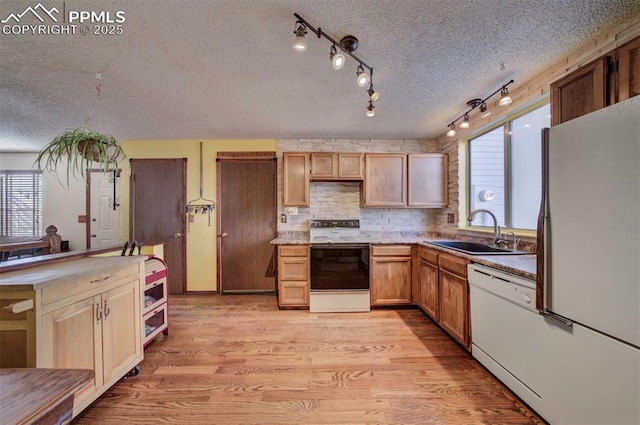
96;303;103;323
90;276;111;284
104;300;111;320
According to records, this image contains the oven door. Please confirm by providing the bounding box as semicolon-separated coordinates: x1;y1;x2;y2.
310;244;370;291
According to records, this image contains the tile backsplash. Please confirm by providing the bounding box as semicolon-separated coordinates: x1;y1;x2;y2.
277;139;438;233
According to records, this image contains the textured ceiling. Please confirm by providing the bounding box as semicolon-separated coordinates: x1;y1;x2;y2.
1;0;639;152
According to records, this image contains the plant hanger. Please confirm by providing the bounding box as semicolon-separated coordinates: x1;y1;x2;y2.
186;141;215;226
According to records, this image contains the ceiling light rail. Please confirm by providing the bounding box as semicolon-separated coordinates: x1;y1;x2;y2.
292;13;378;117
446;79;514;137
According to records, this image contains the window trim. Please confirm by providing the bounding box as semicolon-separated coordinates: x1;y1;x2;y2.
460;96;549;236
0;169;44;238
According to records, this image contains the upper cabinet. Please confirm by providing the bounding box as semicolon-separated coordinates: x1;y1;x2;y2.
408;154;448;207
363;153;408;207
283;153;310;207
363;153;448;208
310;153;364;180
551;35;639;126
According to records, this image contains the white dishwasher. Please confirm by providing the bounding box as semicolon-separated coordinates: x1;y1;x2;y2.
467;264;546;415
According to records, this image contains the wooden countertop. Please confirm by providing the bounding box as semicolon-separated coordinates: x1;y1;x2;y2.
0;368;93;425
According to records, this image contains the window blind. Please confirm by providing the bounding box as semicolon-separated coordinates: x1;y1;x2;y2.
0;170;43;237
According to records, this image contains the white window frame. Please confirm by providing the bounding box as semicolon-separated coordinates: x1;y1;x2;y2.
0;170;44;238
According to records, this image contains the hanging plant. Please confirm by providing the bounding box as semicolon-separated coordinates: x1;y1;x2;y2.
34;125;126;186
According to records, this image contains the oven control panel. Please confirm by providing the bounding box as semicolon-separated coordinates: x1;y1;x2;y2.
310;219;359;228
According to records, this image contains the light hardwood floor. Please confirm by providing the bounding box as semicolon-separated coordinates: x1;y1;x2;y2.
73;295;545;424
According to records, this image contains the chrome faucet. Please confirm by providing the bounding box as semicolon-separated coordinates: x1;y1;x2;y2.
467;209;508;247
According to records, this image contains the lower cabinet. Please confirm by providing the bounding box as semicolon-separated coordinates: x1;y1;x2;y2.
277;245;310;308
0;256;145;418
417;246;471;350
370;245;412;306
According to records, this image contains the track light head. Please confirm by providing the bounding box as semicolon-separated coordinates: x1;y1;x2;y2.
460;113;470;129
499;87;512;106
366;101;375;117
480;102;491;118
367;83;379;102
447;124;456;137
293;22;307;51
330;45;345;70
356;65;370;87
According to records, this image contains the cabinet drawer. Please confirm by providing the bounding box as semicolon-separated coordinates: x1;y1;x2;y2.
279;245;309;257
144;277;167;315
371;245;412;257
41;262;139;306
419;247;439;264
144;304;168;344
278;258;309;281
438;253;469;277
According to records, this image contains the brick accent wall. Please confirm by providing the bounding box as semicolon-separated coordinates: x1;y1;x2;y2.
276;139;437;232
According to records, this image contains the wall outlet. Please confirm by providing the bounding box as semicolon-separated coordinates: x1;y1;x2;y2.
447;213;455;224
78;215;87;223
280;214;287;223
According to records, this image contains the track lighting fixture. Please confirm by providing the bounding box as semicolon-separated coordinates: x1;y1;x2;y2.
330;45;345;70
460;113;470;129
447;124;456;137
368;83;379;102
356;65;370;87
366;101;375;117
498;87;513;106
292;21;307;51
292;13;377;117
446;79;514;137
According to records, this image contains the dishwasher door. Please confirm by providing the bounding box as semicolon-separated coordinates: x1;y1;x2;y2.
468;264;545;413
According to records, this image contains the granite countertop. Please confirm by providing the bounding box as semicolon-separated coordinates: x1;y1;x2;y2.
271;233;537;280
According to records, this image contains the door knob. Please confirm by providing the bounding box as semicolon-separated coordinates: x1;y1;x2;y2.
174;232;183;238
218;232;228;238
90;234;97;238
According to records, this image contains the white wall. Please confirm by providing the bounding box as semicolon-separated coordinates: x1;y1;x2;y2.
1;152;88;250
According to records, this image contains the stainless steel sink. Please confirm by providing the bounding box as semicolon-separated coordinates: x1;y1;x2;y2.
425;240;531;256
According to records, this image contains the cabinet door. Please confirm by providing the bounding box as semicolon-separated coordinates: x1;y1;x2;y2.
370;256;412;306
408;154;448;207
419;258;439;320
283;153;310;206
310;153;337;179
616;36;640;102
551;57;608;126
439;269;469;348
102;281;141;384
41;295;103;405
338;153;364;180
364;154;407;207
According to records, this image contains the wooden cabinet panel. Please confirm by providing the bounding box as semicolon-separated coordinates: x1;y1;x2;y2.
364;154;407;206
370;245;412;306
616;36;640;102
408;154;448;207
371;245;412;256
438;253;468;278
439;269;469;348
338;153;364;179
283;153;310;206
310;153;364;180
551;57;608;126
277;245;309;308
419;258;439;320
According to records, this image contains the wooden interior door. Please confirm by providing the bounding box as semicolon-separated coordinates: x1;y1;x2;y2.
130;159;186;295
218;155;276;293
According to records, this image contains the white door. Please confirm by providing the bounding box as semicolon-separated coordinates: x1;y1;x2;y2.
89;171;122;248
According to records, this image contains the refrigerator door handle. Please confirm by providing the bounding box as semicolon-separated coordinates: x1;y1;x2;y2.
541;310;573;328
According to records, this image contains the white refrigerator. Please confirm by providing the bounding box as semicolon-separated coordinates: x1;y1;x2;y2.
537;96;640;424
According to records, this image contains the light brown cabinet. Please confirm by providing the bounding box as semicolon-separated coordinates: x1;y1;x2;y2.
417;247;439;320
310;153;364;180
363;153;448;208
438;253;470;349
0;257;145;418
363;154;408;207
277;245;309;307
370;245;412;306
408;154;448;207
283;153;310;206
551;35;640;125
